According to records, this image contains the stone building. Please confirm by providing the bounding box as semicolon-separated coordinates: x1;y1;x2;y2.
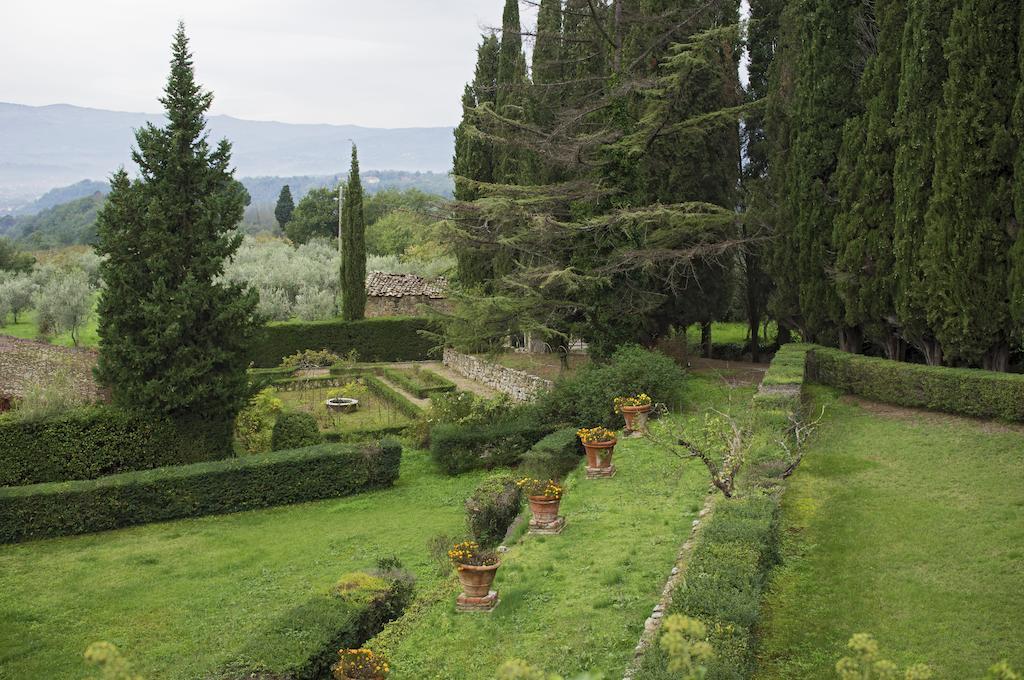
364;272;451;318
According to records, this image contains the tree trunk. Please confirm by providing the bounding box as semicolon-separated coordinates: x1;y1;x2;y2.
839;326;863;354
921;337;943;366
777;323;793;346
982;341;1010;372
882;332;906;361
700;321;712;359
748;315;761;364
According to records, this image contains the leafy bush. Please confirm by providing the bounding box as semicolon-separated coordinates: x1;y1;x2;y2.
271;411;324;451
34;267;93;345
234;387;283;454
519;427;583;480
251;316;437;367
0;440;402;543
0;273;36;324
0;406;231;486
217;565;412;680
430;420;551;475
807;346;1024;422
535;344;686;428
465;472;522;547
280;348;344;370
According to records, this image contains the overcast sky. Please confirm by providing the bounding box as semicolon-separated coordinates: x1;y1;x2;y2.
0;0;525;128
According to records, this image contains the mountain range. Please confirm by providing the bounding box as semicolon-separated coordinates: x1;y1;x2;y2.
0;102;455;211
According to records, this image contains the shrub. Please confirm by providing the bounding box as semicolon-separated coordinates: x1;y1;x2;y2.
430;420;551;475
519;427;583;480
271;411;324;451
234;387;284;454
0;440;402;543
280;348;343;370
250;316;438;367
0;406;231;487
217;566;412;680
465;472;522;547
806;346;1024;422
535;344;686;428
34;268;93;345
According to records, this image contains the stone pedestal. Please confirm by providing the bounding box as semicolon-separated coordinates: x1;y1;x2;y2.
456;590;499;612
529;515;566;535
586;464;617;479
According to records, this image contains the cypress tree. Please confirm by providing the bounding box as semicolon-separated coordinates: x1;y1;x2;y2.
340;145;366;321
562;0;608;106
494;0;528;184
892;0;955;365
923;0;1018;370
528;0;565;184
1011;4;1024;335
832;0;907;359
784;0;864;346
94;24;258;445
274;184;294;230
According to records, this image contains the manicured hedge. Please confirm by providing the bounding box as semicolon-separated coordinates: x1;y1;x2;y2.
520;427;583;480
217;569;414;680
465;472;522;548
0;440;402;544
250;316;438;368
271;411;324;451
380;366;456;399
806;346;1024;422
0;407;232;487
430;420;552;475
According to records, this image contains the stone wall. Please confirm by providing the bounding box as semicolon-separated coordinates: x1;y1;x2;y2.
442;348;554;402
365;295;452;318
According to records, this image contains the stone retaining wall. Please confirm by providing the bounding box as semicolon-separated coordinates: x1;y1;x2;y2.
442;348;553;402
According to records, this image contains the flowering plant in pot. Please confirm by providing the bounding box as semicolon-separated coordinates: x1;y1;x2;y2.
448;540;500;599
614;393;653;434
577;426;617;473
333;648;389;680
516;478;564;529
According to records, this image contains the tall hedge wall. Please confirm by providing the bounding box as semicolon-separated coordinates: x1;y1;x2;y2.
0;407;231;487
0;440;402;544
250;316;437;368
430;421;552;475
806;346;1024;422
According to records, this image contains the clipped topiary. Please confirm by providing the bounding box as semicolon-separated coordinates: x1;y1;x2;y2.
465;472;522;547
271;411;323;451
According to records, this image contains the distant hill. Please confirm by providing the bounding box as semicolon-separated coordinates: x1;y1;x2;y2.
8;192;106;248
0;101;455;210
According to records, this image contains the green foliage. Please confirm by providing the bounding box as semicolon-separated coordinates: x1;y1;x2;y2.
0;440;402;543
94;25;259;435
380;366;455;399
341;145;367;321
835;633;934;680
279;348;345;370
249;316;437;367
7;356;91;420
519;427;583;480
464;471;522;547
34;267;93;345
659;615;714;680
234;387;283;454
922;0;1019;368
0;272;36;324
274;184;294;231
83;641;143;680
805;346;1024;422
270;410;323;451
286;185;339;244
430;420;550;475
10;193;105;248
535;345;686;429
0;406;231;487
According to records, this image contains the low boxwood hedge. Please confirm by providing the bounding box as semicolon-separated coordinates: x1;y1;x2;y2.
806;346;1024;422
250;316;438;368
465;472;522;548
0;407;232;487
430;420;552;475
217;568;414;680
520;427;583;480
0;439;402;544
380;366;456;399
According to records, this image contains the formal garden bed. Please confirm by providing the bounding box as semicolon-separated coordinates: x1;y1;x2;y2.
279;384;416;438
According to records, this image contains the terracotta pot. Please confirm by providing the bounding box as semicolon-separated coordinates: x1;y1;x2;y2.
456;560;500;597
620;403;652;432
583;438;617;469
528;495;562;524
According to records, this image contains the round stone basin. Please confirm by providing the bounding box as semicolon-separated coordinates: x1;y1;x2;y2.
325;397;359;414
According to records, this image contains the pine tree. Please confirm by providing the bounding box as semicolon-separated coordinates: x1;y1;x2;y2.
923;0;1019;370
784;0;864;346
832;0;907;359
94;24;258;446
892;0;954;365
340;145;366;321
274;184;294;230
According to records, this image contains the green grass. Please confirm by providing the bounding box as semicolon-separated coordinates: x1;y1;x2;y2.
279;385;413;433
0;306;100;348
370;375;747;679
754;387;1024;678
0;452;488;679
489;352;591;381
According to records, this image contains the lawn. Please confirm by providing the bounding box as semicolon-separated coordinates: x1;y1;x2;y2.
0;305;100;349
754;387;1024;678
279;384;414;434
370;375;748;679
0;452;487;679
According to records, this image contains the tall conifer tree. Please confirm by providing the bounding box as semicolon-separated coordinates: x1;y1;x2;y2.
832;0;907;359
1011;4;1024;336
922;0;1018;370
274;184;294;230
94;24;258;445
892;0;955;365
494;0;528;184
340;145;366;321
